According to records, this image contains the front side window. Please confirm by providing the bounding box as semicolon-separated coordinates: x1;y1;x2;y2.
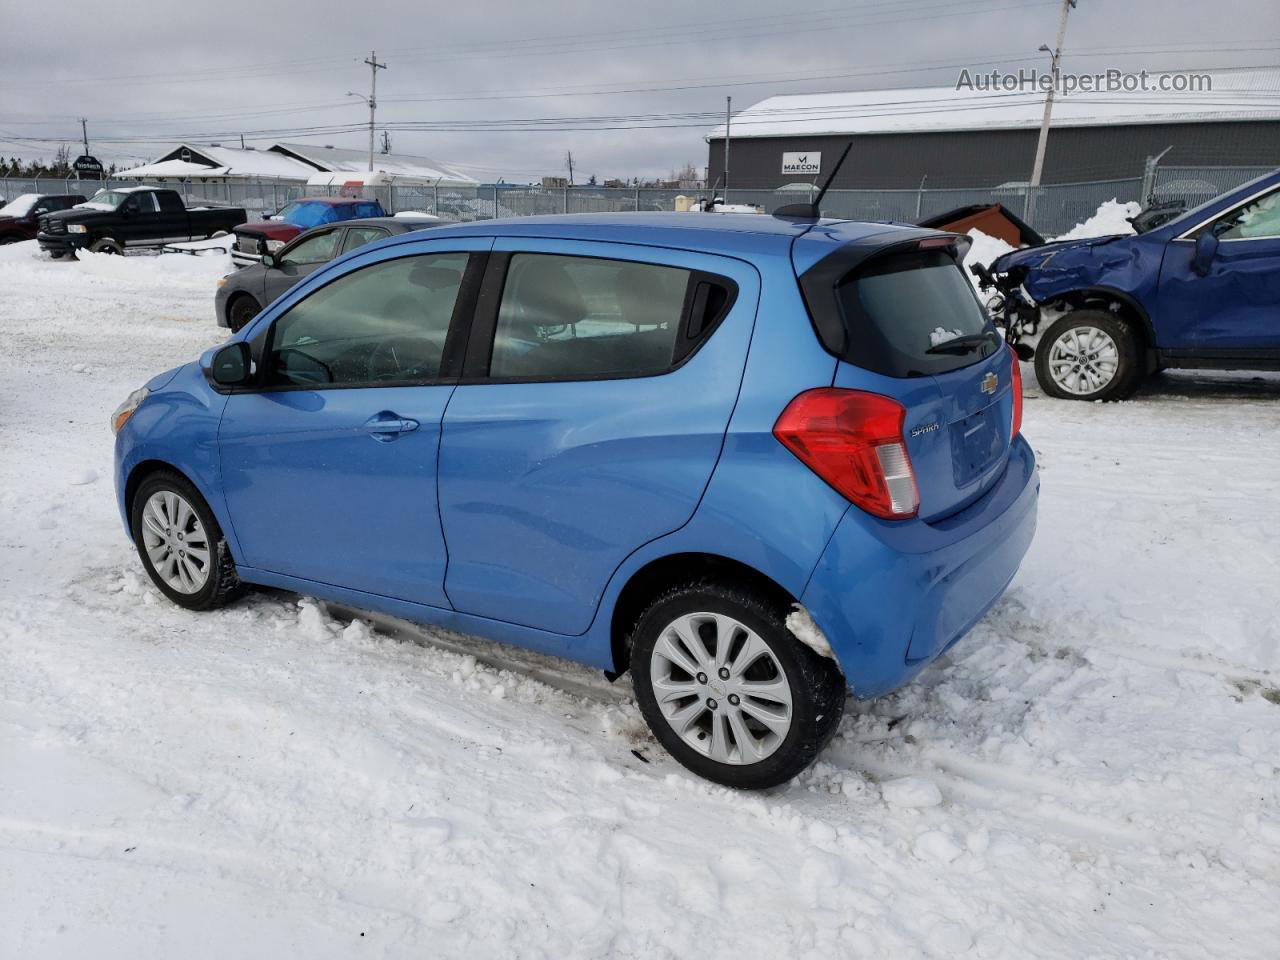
355;202;382;218
268;252;469;387
341;226;389;255
281;230;340;266
125;192;158;213
490;253;691;379
1214;189;1280;240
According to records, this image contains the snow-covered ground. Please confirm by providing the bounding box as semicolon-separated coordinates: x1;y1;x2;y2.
1;240;1278;959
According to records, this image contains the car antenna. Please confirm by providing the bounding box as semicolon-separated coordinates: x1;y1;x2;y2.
700;172;723;212
774;141;853;220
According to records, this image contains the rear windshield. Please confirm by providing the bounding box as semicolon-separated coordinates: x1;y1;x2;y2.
834;249;1000;377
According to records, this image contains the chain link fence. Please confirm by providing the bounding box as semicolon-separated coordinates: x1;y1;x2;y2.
2;164;1271;238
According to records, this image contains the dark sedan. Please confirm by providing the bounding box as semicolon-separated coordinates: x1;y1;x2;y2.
215;215;444;331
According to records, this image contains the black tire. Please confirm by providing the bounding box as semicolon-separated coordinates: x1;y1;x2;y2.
0;234;20;245
630;581;846;789
89;237;123;255
1034;308;1144;401
227;294;261;333
130;470;243;611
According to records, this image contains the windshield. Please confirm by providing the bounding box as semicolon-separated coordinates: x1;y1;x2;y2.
1161;170;1279;234
85;190;131;209
0;193;40;217
277;201;337;229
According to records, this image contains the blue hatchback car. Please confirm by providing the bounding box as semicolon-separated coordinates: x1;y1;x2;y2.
113;212;1038;787
983;168;1280;401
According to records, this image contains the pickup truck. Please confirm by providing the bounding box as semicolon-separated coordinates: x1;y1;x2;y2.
977;168;1280;401
37;186;247;258
231;196;385;265
0;193;87;243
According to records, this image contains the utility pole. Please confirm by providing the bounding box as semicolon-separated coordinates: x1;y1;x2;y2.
565;150;575;186
240;133;246;149
79;118;89;155
381;130;391;154
1029;0;1076;188
364;51;387;172
723;96;732;204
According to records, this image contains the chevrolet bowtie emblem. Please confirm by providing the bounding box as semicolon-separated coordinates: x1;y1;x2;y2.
981;372;998;395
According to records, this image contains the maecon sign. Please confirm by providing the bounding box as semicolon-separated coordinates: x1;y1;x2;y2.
781;152;821;175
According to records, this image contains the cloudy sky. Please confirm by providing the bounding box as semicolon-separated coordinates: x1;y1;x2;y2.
1;0;1276;182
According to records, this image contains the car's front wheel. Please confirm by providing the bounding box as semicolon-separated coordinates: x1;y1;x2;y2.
630;583;846;789
130;471;242;610
88;237;123;255
227;294;262;333
1035;309;1143;401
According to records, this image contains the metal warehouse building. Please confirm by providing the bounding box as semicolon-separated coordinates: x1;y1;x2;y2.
706;68;1280;190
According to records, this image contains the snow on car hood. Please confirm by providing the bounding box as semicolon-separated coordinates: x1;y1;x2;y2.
73;201;117;212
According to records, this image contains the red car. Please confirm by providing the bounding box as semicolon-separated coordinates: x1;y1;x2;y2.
0;193;87;243
231;196;385;265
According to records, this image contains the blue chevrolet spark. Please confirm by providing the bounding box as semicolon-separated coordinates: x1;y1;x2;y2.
113;213;1038;788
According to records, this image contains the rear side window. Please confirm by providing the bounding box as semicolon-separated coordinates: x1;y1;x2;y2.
834;250;998;377
267;252;468;387
355;202;382;218
158;191;185;214
489;253;692;380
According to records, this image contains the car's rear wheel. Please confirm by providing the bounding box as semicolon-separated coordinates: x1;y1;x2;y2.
88;238;123;255
227;294;262;333
130;471;242;611
1035;309;1143;401
630;582;845;789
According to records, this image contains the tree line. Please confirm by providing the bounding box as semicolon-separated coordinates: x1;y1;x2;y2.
1;145;121;179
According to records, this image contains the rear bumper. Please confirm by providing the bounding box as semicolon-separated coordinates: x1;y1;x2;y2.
801;434;1038;697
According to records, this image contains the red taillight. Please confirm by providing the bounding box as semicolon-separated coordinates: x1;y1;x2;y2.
1009;346;1023;440
773;389;920;520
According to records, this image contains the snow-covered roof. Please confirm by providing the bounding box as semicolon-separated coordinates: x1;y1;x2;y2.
708;68;1280;140
113;159;232;179
116;144;321;181
271;142;479;186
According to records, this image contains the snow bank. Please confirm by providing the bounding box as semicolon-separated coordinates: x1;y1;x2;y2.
962;227;1015;276
73;247;233;286
1052;198;1141;241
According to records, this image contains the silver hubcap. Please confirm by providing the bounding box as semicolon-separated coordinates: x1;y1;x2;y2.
1047;325;1120;395
141;491;210;594
650;612;794;765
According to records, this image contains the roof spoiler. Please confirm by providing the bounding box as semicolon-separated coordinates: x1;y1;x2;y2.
773;141;853;221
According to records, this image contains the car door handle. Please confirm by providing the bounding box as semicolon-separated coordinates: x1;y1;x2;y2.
364;411;420;442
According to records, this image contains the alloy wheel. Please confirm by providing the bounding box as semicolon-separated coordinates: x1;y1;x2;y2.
1047;325;1120;396
140;490;211;594
649;612;794;765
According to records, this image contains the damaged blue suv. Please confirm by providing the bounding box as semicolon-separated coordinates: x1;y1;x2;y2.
113;212;1038;788
981;168;1280;401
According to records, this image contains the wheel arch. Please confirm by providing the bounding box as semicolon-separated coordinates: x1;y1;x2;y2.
608;551;797;677
1043;286;1156;356
123;459;230;554
224;290;261;327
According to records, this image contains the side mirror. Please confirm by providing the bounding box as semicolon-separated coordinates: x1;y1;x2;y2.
261;252;277;269
1191;230;1218;276
210;341;253;386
